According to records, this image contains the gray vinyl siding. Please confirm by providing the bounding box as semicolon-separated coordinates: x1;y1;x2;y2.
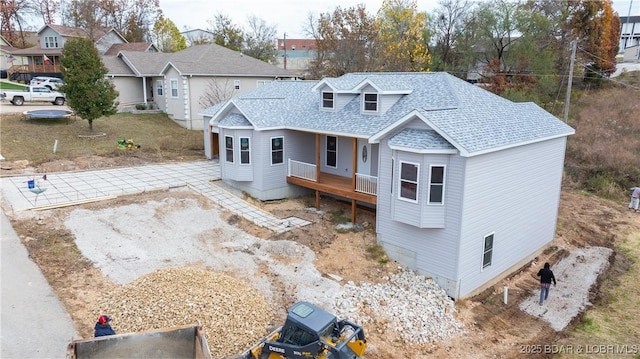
376;139;465;296
317;85;356;111
390;153;451;228
321;136;354;178
359;85;402;115
456;137;567;297
379;94;402;114
222;130;317;200
219;129;254;182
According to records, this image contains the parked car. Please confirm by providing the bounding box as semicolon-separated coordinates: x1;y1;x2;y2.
1;86;66;105
30;76;64;90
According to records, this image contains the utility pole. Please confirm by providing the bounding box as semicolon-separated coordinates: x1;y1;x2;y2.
283;33;287;70
564;40;577;123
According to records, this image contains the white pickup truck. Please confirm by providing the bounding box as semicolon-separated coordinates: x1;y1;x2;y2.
1;86;66;106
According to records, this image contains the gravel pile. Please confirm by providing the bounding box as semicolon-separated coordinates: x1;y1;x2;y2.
95;267;274;358
332;268;464;344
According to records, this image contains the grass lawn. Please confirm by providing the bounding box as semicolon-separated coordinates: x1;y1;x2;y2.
0;112;205;165
0;81;28;90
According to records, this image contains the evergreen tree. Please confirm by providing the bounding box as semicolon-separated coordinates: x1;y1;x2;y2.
60;37;118;131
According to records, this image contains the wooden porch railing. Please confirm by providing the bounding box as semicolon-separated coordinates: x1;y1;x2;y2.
288;159;317;181
355;173;377;195
8;64;61;75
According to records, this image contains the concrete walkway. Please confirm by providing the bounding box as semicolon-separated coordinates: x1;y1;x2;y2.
0;160;311;233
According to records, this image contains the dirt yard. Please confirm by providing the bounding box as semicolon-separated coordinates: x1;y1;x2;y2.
4;157;640;359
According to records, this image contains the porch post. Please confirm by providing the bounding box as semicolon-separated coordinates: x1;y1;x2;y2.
142;76;148;103
315;134;321;209
351;138;357;223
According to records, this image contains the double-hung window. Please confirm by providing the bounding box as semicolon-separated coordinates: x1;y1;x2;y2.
482;234;494;269
44;36;59;48
170;79;178;97
240;137;250;164
225;136;234;163
156;80;163;96
234;80;240;90
428;165;445;204
271;137;284;165
363;93;378;112
326;136;337;168
399;161;419;202
322;92;334;109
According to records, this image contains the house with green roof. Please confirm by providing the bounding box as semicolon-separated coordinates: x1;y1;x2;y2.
202;72;575;299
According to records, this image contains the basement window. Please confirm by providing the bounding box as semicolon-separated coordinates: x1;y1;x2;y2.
482;233;494;269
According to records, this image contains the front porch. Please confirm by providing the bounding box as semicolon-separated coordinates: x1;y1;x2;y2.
286;159;377;223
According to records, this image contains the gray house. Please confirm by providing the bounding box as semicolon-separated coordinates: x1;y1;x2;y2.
202;72;575;299
102;44;298;130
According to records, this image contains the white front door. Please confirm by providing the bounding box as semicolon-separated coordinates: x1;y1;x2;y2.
357;139;371;176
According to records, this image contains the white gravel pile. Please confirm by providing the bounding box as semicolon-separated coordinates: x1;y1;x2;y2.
332;268;464;344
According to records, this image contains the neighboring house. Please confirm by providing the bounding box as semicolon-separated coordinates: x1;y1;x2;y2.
276;38;316;76
622;44;640;62
5;24;154;82
181;29;214;46
102;44;298;130
202;72;575;299
620;16;640;51
0;35;27;70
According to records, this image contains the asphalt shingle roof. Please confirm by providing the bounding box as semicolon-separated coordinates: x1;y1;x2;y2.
104;44;297;78
205;72;575;157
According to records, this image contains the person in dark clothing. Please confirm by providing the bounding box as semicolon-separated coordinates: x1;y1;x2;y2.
537;262;556;305
94;315;116;337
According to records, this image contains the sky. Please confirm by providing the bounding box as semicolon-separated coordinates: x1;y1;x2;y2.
160;0;640;39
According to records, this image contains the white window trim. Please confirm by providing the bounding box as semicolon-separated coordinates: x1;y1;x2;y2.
427;164;446;205
398;161;419;203
240;137;251;165
44;36;59;48
362;92;379;113
270;136;284;165
156;80;164;96
322;91;334;109
225;135;234;163
482;233;494;270
326;135;338;168
170;79;178;98
234;80;241;90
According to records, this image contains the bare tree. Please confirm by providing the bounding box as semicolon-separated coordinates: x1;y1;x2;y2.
243;16;278;63
199;78;236;109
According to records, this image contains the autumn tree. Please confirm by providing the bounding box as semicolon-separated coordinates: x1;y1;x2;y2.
0;0;32;47
60;37;118;131
568;0;620;82
376;0;430;72
152;15;186;52
310;5;379;78
243;16;278;64
208;13;244;52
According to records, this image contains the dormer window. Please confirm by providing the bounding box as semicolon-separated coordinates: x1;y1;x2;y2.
44;36;59;48
363;93;378;112
322;92;334;109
